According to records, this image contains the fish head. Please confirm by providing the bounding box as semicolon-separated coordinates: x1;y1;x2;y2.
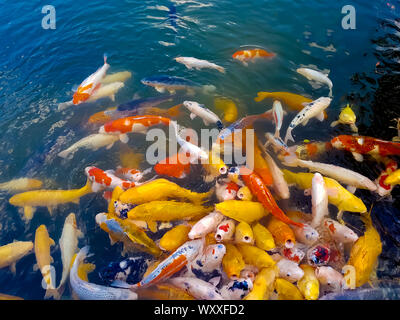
203;244;226;264
182;100;198;110
302;224;319;244
84;166;97;181
65;212;77;228
174;57;184;63
339;105;356;124
307;245;330;266
312;172;325;189
232;50;244;59
140;78;152;86
227;166;240;183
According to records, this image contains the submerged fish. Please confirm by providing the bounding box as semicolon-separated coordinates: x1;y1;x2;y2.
87;81;124;102
141;75;200;94
296;67;333;97
0;178;43;193
254;92;313;112
175;57;225;73
214;97;239;123
168;277;224;300
183;100;223;129
330;104;358;133
101;71;132;84
232;48;275;66
0;241;33;275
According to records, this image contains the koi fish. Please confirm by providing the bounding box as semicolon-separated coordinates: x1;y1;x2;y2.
315;266;344;292
159;225;191;252
385;168;400;186
183;100;223;129
274;278;304;300
252;139;274;187
216;180;239;201
232;48;275;66
9;179;92;222
323;218;358;244
141;75;200;94
70;246;138;300
272;100;284;138
375;159;398;196
288;221;319;246
114;167;145;183
0;241;33;275
220;278;253;300
98;256;147;286
188;211;224;239
127;201;212;222
99;115;171;143
237;186;253;201
168;277;224;300
235;221;254;245
138;284;195;300
87;81;124;102
58;134;119;159
284;97;332;144
214;97;238;123
119;178;212;205
282;170;367;214
296;68;333;97
347;208;382;287
73;55;110;105
276;258;304;283
0;293;24;300
215;219;236;242
101;71;132;84
154;151;191;179
297;265;319;300
288;141;332;160
0;178;42;193
331;135;400;162
175;57;225;73
281;245;306;263
34;225;59;300
330;104;358;132
252;222;276;251
283;155;377;192
307;244;331;267
215;200;268;224
244;266;279;300
222;243;245;279
239;167;303;228
311;173;329;228
266;217;296;248
254;92;313;112
85;166;135;192
114;239;204;290
57;213;83;298
237;244;276;269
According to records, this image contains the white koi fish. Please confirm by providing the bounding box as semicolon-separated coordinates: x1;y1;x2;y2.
262;147;290;199
311;173;329;228
58;134;119;159
87;82;124;102
183;101;223;130
220;278;253;300
277;258;305;283
323;218;359;244
168;277;224;300
70;246;138;300
215;219;236;242
315;266;345;292
297;68;333;97
284;97;332;144
188;211;225;239
272;100;284;138
175;57;225;73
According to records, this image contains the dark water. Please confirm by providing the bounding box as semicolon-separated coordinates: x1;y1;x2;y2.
0;0;399;299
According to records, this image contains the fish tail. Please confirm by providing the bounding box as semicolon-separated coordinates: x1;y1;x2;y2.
216;66;226;74
254;92;270;102
44;287;61;300
58;149;71;159
361;204;373;226
103;53;108;65
284;128;294;144
81;178;93;194
167;104;183;118
329;86;333;97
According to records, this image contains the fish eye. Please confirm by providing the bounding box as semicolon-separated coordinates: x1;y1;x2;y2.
219;166;228;175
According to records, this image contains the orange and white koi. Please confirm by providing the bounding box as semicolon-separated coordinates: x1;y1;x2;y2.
215;219;236;242
168;277;224;300
154;151;191;179
99;115;171;143
85;166;135;192
288;141;332;161
232;48;275;66
114;167;145;183
73;55;110;105
323;218;358;244
281;246;306;264
374;158;398;196
239;167;303;228
331;135;400;162
216;180;240;201
113;239;204;289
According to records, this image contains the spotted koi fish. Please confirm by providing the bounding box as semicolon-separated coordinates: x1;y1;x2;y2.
232;48;275;66
85;166;135;192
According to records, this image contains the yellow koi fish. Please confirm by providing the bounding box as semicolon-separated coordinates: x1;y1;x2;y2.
202;151;228;182
0;241;33;274
119;145;145;169
244;266;279;300
252;222;276;251
237;244;276;269
214;97;239;123
254;92;313;112
9;179;92;222
222;243;245;279
385;169;400;186
297;265;319;300
0;178;42;193
138;284;195;300
347;208;382;287
34;225;59;300
215;200;269;224
127;201;213;222
70;253;96;282
330;104;358;133
235;221;254;244
0;293;24;300
282;169;367;214
159;225;191;251
101;71;132;84
275;278;304;300
119;179;212;205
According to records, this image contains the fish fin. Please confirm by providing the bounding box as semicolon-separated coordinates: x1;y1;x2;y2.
77;229;84;239
209;276;221;287
148;221;158;233
301;102;309;107
23;206;35;222
50;256;54;263
106;142;115;150
10;262;17;275
284;129;295;144
58;149;71;159
337;210;345;225
168;89;176;95
350;124;359;133
329;87;333;97
44;288;61;300
190;113;197;120
109;235;117;246
110;280;132;289
58;101;74;111
49;238;56;247
351;152;364;162
71;199;80;205
316;112;325;122
203;119;210;126
242;61;249;67
330;121;339;128
120;134;129;144
33;264;39;272
155;86;166;93
47;206;55;216
301;119;309;126
346;185;357;194
187;88;196;96
110;94;115;102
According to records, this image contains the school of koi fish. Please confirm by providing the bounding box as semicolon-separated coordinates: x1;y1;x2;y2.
1;47;400;301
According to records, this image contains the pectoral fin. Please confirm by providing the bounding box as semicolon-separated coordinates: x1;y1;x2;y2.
10;262;17;275
106;142;115;150
330;121;339;128
346;185;357;194
23;206;35;222
33;263;39;272
77;229;84;239
302;119;309;126
190;113;197;120
147;221;158;233
155;86;165;93
351;152;364;162
49;237;56;246
316;112;325;122
119;134;129;144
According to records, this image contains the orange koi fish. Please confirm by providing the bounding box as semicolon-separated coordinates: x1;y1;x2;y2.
154;151;191;179
85;166;135;192
232;48;275;66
